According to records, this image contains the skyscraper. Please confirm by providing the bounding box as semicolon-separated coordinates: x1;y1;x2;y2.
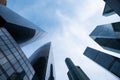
0;4;45;47
83;47;120;78
90;22;120;53
65;58;90;80
89;1;120;79
103;0;120;16
103;4;115;16
0;28;35;80
29;42;55;80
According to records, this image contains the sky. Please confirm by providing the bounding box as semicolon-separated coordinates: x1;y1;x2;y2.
7;0;120;80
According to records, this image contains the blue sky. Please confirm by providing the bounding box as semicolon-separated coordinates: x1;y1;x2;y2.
7;0;120;80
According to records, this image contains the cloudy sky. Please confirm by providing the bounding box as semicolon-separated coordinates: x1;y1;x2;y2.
7;0;120;80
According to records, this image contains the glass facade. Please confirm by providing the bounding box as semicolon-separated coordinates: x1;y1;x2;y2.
84;47;120;78
90;22;120;53
104;0;120;16
65;58;90;80
0;28;35;80
0;5;45;46
29;42;55;80
103;4;115;16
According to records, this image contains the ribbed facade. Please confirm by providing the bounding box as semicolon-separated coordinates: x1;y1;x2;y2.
84;47;120;78
103;0;120;16
29;42;55;80
0;28;35;80
0;5;46;47
90;22;120;53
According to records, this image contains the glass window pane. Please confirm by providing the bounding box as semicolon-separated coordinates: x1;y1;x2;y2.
2;62;11;70
0;74;7;80
0;57;8;65
6;68;14;76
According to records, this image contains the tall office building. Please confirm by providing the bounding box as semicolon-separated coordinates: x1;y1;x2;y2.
29;42;55;80
0;28;35;80
0;4;45;47
88;0;120;79
83;47;120;78
0;0;7;5
103;0;120;16
103;4;115;16
65;58;90;80
90;22;120;53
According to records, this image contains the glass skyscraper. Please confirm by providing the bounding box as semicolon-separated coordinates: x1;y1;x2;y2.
0;28;35;80
65;58;90;80
0;4;45;47
90;22;120;53
83;47;120;78
103;0;120;16
29;42;55;80
0;1;55;80
88;1;120;79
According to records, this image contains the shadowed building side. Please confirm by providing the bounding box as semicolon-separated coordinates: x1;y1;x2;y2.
0;5;46;47
29;42;55;80
103;4;115;16
0;28;35;80
103;0;120;16
65;58;90;80
83;47;120;78
90;22;120;53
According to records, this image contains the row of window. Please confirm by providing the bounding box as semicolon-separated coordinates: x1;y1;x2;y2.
0;28;34;80
84;47;120;77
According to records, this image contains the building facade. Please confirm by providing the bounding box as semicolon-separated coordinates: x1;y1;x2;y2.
65;58;90;80
90;22;120;53
83;47;120;78
29;42;55;80
0;4;45;47
103;4;115;16
0;28;35;80
103;0;120;16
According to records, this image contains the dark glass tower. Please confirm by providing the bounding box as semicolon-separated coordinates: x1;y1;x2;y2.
103;3;115;16
0;5;45;47
103;0;120;16
83;47;120;78
0;28;35;80
29;42;55;80
65;58;90;80
90;22;120;53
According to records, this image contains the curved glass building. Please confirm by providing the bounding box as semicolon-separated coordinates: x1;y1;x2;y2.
103;0;120;16
29;42;55;80
0;28;35;80
103;3;115;16
0;5;45;47
83;47;120;78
